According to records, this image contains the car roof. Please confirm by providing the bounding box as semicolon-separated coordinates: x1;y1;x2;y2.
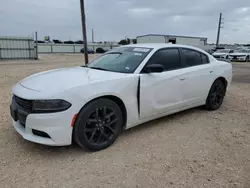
122;43;206;52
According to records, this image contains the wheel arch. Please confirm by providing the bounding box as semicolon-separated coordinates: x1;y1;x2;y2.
206;76;228;99
74;95;127;129
216;76;228;89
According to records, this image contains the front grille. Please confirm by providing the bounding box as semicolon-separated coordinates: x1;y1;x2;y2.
14;95;33;111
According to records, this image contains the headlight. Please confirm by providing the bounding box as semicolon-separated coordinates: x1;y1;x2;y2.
33;99;71;113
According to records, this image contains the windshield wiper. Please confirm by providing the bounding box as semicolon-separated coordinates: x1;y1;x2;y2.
89;67;110;71
81;65;89;68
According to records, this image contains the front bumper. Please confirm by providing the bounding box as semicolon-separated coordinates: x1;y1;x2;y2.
229;56;246;61
10;97;74;146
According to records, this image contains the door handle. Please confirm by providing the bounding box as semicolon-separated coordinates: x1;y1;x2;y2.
209;71;214;73
180;78;186;81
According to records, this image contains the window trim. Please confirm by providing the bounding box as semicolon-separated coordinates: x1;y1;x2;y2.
140;47;184;73
180;47;210;68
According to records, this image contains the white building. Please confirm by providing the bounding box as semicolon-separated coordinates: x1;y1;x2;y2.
137;34;207;47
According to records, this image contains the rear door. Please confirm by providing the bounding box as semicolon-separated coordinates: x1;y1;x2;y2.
179;48;216;107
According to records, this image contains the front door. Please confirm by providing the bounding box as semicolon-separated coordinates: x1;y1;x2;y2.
139;48;184;119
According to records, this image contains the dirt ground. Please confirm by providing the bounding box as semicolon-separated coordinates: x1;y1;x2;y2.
0;54;250;188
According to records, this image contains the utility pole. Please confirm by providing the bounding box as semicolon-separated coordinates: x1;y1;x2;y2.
91;29;95;51
92;29;94;43
35;31;38;60
216;13;224;48
80;0;89;64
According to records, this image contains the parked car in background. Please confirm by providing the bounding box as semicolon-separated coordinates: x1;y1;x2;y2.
228;49;250;62
10;44;232;151
80;48;95;54
96;47;107;54
205;49;216;55
212;49;234;59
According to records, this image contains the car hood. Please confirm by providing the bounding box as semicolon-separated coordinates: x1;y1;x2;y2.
212;52;227;56
19;66;128;92
229;53;248;56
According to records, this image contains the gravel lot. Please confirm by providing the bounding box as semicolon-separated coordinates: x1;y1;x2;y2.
0;54;250;188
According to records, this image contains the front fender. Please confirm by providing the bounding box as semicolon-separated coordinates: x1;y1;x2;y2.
67;75;140;127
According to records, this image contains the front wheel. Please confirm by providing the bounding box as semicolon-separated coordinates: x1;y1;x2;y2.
205;79;226;111
73;98;123;151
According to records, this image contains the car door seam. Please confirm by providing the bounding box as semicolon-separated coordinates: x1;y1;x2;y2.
137;76;140;117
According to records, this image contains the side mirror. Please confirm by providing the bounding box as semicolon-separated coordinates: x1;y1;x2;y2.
145;64;164;73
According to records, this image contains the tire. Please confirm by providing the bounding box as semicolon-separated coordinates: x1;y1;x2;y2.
73;98;123;151
226;55;228;59
245;56;249;62
205;79;226;111
96;48;106;53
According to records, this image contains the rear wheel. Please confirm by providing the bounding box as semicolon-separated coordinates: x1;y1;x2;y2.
205;79;226;111
73;98;123;151
245;56;249;62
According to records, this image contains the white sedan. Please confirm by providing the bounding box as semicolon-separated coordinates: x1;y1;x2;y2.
10;44;232;151
212;49;234;59
228;49;250;62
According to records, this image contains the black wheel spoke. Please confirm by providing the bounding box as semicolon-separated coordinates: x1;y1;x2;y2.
95;108;99;117
104;125;115;133
101;131;110;140
85;128;95;133
89;128;97;142
216;85;222;92
103;106;107;117
217;93;223;97
105;112;114;119
96;132;102;144
87;119;98;124
212;99;216;105
217;93;223;98
106;118;117;126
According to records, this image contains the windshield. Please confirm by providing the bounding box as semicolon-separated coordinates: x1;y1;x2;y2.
236;49;250;53
87;47;153;73
216;49;230;53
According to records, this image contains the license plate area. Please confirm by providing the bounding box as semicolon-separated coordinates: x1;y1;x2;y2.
10;105;28;127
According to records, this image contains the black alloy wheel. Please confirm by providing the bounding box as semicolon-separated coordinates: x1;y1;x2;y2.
73;98;123;151
205;79;226;110
246;56;249;62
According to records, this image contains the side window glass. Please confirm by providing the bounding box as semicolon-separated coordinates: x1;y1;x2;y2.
201;53;210;64
146;48;182;71
182;48;203;67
